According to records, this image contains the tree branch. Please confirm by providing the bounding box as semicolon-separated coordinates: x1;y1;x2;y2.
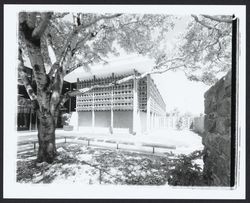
46;33;58;63
202;15;233;23
48;62;60;82
191;15;213;30
136;64;184;80
51;13;122;76
70;32;92;57
18;48;37;101
75;14;122;34
27;12;37;29
32;12;52;39
64;62;85;76
66;14;122;57
50;66;64;115
155;57;185;68
19;12;49;92
51;12;70;20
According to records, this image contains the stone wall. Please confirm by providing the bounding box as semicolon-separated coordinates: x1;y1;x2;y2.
203;71;231;186
193;116;205;134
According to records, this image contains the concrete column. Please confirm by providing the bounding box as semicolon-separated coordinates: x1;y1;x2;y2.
92;110;95;129
76;78;80;131
146;97;151;133
155;113;158;128
110;108;113;134
153;113;156;129
133;70;139;135
110;73;114;134
92;76;96;132
146;74;151;133
76;111;79;131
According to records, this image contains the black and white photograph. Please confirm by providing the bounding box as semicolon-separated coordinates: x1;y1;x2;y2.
3;4;246;199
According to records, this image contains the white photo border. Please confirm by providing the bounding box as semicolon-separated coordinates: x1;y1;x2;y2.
3;4;246;199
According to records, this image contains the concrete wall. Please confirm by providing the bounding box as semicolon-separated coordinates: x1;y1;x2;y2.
203;71;231;186
78;110;133;133
140;111;147;133
114;110;133;133
69;112;78;130
78;111;92;127
77;110;163;134
95;111;111;127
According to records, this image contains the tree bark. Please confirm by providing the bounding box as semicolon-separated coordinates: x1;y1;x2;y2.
36;111;56;163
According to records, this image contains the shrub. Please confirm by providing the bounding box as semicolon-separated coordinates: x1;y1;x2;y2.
167;150;206;186
61;113;72;126
176;117;184;130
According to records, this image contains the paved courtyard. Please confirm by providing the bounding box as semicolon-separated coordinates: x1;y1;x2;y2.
17;128;204;155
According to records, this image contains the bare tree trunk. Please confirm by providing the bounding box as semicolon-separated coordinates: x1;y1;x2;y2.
36;111;56;163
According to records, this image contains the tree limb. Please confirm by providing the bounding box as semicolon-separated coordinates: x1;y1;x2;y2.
51;13;122;76
32;12;52;39
50;14;122;78
191;15;214;30
64;62;85;76
137;64;184;80
19;12;27;24
46;33;58;63
51;12;70;20
70;32;92;57
18;48;37;101
50;66;64;115
48;62;60;83
202;15;232;23
27;12;37;29
19;11;49;93
155;57;185;68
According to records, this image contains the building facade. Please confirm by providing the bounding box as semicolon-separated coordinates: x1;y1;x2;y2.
75;71;166;134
